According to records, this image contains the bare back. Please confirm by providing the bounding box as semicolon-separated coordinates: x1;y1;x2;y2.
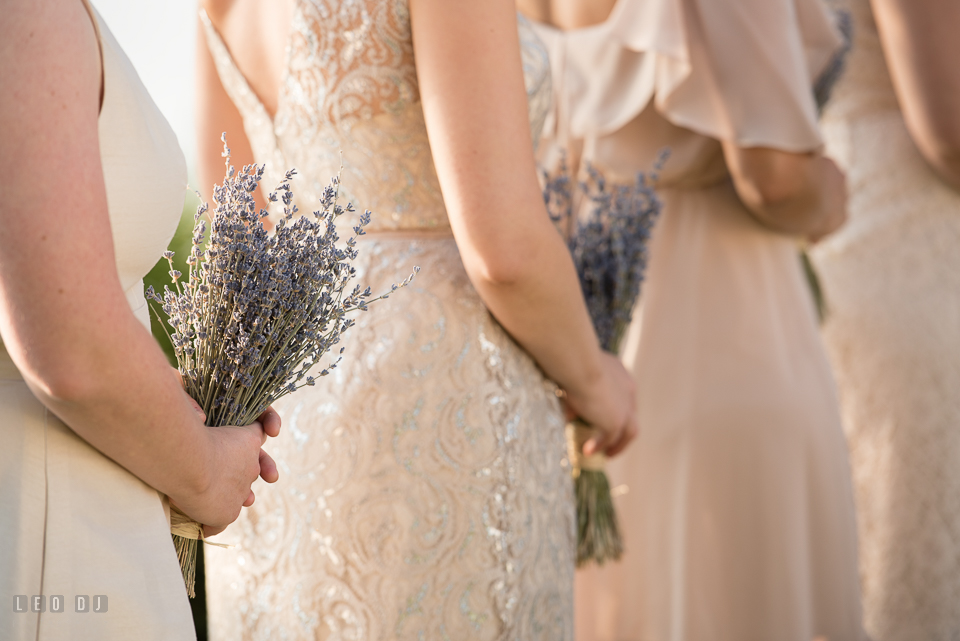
201;0;294;119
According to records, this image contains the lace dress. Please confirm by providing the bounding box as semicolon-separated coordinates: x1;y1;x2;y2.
201;3;574;640
811;0;960;638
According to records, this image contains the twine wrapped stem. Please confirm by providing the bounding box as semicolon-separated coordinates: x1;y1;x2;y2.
170;505;230;598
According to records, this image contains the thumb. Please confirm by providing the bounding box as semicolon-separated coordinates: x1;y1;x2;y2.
242;420;267;446
186;395;207;423
582;429;609;457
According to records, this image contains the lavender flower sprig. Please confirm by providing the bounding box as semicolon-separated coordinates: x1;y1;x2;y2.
150;135;417;595
543;152;666;566
544;155;665;355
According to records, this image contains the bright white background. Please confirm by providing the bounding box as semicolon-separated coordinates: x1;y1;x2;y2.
91;0;200;181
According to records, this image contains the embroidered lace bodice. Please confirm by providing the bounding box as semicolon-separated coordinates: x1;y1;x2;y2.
202;6;575;640
202;2;551;232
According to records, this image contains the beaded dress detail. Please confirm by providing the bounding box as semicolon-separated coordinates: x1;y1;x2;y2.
201;4;550;232
202;3;573;640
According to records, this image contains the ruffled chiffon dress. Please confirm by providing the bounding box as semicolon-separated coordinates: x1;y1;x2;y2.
531;0;867;638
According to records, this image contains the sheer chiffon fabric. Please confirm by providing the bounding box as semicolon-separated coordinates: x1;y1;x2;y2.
536;0;841;151
531;0;866;639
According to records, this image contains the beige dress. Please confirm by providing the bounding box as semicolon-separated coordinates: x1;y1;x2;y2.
0;4;192;641
811;0;960;638
201;3;574;640
531;0;866;639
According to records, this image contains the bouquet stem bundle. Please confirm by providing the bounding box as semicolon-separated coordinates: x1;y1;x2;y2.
169;508;204;596
544;154;665;566
150;136;416;596
567;421;623;564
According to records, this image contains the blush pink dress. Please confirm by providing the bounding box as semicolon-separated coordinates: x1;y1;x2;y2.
531;0;867;639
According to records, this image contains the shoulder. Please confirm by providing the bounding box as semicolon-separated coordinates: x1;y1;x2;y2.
0;0;102;184
0;0;101;114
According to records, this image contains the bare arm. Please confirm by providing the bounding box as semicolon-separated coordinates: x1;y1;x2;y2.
871;0;960;189
409;0;636;455
722;144;847;242
0;0;274;533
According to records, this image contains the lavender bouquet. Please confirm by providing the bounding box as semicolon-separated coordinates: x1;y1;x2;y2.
543;154;665;566
149;136;416;596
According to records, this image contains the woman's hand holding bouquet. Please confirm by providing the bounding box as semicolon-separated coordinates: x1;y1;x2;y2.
172;407;281;539
563;351;637;459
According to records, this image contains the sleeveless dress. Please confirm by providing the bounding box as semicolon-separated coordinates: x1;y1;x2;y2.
0;5;193;641
810;0;960;638
200;4;574;640
530;1;866;639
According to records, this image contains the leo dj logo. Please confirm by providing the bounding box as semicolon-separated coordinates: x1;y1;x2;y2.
13;595;108;613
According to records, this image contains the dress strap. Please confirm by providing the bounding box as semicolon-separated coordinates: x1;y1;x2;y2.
78;0;105;113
